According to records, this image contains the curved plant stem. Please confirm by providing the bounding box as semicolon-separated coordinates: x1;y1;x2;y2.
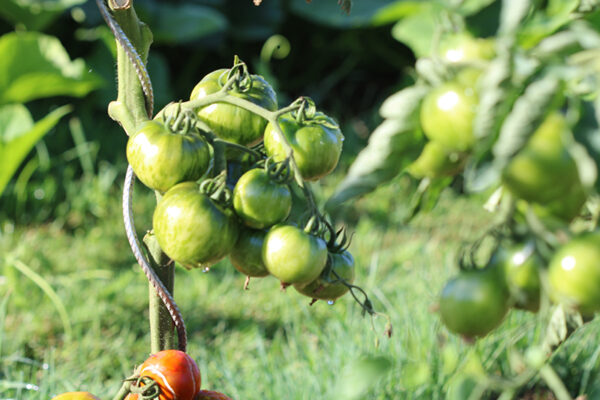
97;0;188;356
123;166;187;351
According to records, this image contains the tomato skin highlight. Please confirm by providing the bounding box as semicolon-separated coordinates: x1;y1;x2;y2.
153;182;239;269
294;250;355;300
439;33;495;64
489;242;542;312
51;392;100;400
126;120;210;193
190;69;277;146
264;112;344;181
420;81;477;152
230;227;270;277
407;141;465;179
501;113;579;204
548;232;600;316
262;225;328;285
439;268;510;338
233;168;292;229
138;350;201;400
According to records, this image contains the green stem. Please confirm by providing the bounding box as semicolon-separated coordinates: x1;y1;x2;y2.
539;365;573;400
110;381;131;400
143;233;174;353
212;138;262;160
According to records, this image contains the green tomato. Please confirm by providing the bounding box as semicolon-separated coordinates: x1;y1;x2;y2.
262;225;328;284
229;228;269;277
190;69;277;146
439;268;509;339
548;232;600;316
420;82;477;152
264;112;344;181
126;120;210;193
233;168;292;229
153;182;239;269
502;113;579;204
439;33;495;64
294;250;355;301
531;179;587;223
488;242;542;312
407;141;465;179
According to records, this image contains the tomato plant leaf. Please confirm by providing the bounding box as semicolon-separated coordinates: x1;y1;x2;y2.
390;4;440;57
137;2;227;44
290;0;397;29
0;32;103;105
0;0;85;31
492;76;561;167
498;0;532;37
326;86;428;209
573;99;600;190
0;104;71;196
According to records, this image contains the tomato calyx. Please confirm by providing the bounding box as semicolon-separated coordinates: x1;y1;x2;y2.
219;55;254;93
265;157;293;184
126;375;161;400
200;171;233;208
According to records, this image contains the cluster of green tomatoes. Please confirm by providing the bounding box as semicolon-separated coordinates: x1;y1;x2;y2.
126;58;355;303
406;33;599;339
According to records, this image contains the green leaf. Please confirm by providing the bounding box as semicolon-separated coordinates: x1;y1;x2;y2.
498;0;532;37
0;32;103;105
0;0;85;31
139;3;227;44
516;0;579;48
290;0;398;28
573;99;600;190
326;86;428;209
0;104;71;196
332;356;392;399
492;76;561;167
391;4;441;57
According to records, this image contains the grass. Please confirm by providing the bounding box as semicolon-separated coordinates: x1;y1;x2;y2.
0;173;599;400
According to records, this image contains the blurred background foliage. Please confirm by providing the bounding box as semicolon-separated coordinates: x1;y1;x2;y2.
0;0;509;229
0;0;417;229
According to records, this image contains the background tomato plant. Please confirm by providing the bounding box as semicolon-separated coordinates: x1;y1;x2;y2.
1;1;600;399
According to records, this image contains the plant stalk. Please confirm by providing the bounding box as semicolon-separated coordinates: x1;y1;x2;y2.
143;233;175;352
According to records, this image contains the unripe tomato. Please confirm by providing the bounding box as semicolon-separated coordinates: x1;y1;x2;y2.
439;33;495;64
502;113;579;204
531;179;587;223
294;250;355;301
488;242;542;312
263;225;328;284
229;227;270;277
138;350;201;400
233;168;292;229
52;392;100;400
153;182;239;269
126;120;210;193
439;268;509;338
407;141;465;179
420;82;477;152
264;112;344;181
190;69;277;146
548;232;600;316
197;390;233;400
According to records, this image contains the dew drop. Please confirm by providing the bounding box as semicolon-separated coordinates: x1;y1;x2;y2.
202;267;210;273
42;363;49;370
327;300;335;305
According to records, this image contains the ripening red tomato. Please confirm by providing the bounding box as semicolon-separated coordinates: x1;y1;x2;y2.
138;350;201;400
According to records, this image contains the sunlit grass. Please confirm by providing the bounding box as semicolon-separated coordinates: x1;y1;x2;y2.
0;176;598;399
